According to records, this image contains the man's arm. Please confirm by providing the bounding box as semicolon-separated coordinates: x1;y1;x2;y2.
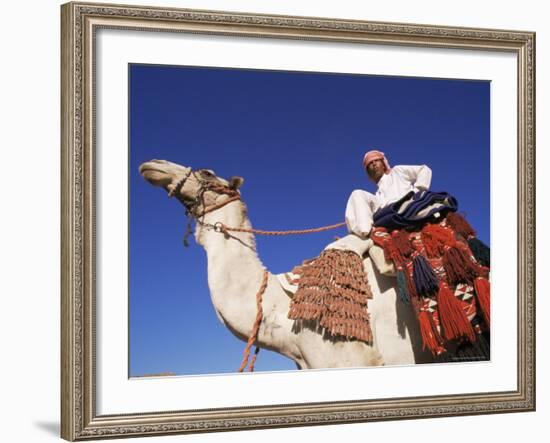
394;165;432;191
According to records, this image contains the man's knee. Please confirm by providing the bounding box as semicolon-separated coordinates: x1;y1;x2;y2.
349;189;378;209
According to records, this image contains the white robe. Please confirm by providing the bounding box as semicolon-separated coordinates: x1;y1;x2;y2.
345;165;432;238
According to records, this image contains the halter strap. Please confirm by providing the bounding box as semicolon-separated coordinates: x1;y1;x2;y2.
196;194;242;217
168;169;193;198
169;170;241;218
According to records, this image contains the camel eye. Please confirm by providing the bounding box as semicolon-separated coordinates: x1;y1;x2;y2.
200;169;214;178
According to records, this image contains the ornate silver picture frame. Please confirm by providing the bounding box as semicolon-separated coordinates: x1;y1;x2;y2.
61;1;535;440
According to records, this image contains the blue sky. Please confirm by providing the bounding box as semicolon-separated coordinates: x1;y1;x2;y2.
129;64;490;377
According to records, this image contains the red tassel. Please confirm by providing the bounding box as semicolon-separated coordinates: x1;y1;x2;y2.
418;310;445;355
383;238;406;267
443;245;480;285
391;229;414;259
436;283;476;343
405;266;419;299
421;224;456;258
446;212;476;239
380;238;392;262
474;277;491;327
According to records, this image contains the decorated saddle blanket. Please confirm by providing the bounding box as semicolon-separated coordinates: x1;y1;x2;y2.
369;212;490;357
373;190;458;231
279;211;491;360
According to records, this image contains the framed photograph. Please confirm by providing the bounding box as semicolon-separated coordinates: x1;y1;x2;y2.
61;1;535;440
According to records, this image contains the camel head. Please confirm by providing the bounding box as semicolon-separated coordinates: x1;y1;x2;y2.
139;159;244;214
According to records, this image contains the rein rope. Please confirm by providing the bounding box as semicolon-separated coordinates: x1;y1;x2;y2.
214;221;346;236
238;268;269;372
171;171;345;371
172;170;345;237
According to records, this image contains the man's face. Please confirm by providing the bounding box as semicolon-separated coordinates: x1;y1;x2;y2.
366;158;386;183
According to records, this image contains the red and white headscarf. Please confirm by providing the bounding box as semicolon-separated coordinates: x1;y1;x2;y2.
363;150;391;174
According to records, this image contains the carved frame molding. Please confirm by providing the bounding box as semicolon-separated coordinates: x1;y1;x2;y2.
61;2;535;440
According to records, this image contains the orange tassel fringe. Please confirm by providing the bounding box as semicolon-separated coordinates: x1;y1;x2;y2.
418;310;445;355
288;249;373;343
421;223;456;258
436;284;476;343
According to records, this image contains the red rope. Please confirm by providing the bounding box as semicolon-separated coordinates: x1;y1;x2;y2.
198;195;242;216
238;269;269;372
199;191;346;236
220;221;346;237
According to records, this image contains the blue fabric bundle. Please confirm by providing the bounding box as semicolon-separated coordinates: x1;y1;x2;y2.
373;190;458;231
468;237;490;267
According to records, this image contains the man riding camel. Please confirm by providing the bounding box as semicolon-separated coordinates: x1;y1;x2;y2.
345;150;433;239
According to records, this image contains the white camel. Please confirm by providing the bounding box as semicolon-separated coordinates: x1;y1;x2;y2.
139;159;433;369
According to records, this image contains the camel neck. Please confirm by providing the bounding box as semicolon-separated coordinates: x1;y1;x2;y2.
195;198;266;279
194;199;270;342
195;199;254;248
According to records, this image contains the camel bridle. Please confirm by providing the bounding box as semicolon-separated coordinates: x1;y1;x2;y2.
168;169;242;248
169;169;241;219
167;168;193;198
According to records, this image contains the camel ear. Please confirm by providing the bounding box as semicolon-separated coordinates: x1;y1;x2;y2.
229;176;244;190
